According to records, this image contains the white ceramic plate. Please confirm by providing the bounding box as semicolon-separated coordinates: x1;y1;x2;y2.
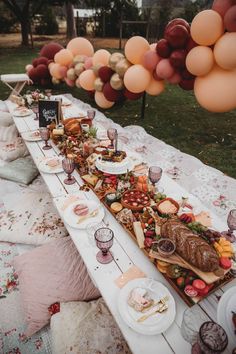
21;130;42;142
38;157;64;174
118;278;176;335
217;286;236;350
63;200;105;229
95;153;142;175
13;108;32;117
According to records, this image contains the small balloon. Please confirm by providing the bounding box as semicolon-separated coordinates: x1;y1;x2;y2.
74;63;85;76
84;57;93;69
94;77;104;92
67;68;77;81
94;91;114;109
124;65;151;93
110;73;124;90
145;78;165;96
115;58;131;77
79;69;96;91
214;32;236;70
93;63;103;76
142;50;160;70
156;59;175;79
109;52;124;71
224;5;236;32
186;46;214;76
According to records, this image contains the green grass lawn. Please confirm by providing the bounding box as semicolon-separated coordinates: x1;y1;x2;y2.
0;47;235;178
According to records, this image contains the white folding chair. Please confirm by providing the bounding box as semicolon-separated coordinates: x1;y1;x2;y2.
0;73;32;100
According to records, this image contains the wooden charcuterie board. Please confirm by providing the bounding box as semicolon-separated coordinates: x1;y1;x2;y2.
149;249;229;284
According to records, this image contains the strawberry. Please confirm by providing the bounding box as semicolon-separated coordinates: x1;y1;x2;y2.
176;276;185;289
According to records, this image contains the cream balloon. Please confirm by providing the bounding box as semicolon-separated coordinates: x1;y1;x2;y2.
93;49;111;66
79;69;96;91
145;78;165;96
194;65;236;112
124;65;151;93
109;53;125;71
67;68;77;81
25;64;33;72
124;36;150;64
52;77;60;85
110;73;124;90
67;37;94;57
74;63;85;76
94;91;115;109
94;77;104;92
214;32;236;70
186;46;215;76
115;58;132;77
191;10;224;46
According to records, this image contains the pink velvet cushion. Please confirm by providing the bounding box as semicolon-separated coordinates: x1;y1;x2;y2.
14;237;100;337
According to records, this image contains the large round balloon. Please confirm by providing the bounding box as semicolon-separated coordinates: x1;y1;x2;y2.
124;36;150;64
115;58;131;77
165;18;190;34
93;49;111;66
67;37;94;57
109;53;124;71
156;59;175;79
40;42;63;60
79;69;96;91
142;50;160;70
95;91;115;109
124;65;151;93
191;10;224;46
54;49;73;67
145;78;165;96
212;0;235;18
194;65;236;112
214;32;236;70
98;66;114;83
224;5;236;32
186;46;214;76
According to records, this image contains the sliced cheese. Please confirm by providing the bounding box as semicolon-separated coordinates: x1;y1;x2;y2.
133;221;145;249
82;174;98;187
195;211;212;227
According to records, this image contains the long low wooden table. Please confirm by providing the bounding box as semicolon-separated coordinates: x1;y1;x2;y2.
6;98;236;354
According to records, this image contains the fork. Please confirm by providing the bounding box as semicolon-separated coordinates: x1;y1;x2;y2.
137;303;168;323
141;295;169;313
77;209;99;224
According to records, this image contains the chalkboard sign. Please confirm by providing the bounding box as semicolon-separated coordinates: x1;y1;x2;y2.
38;100;60;127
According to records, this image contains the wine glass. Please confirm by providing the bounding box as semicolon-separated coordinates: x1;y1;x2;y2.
148;166;163;192
107;128;117;150
45;89;52;100
62;157;76;185
221;209;236;242
31;104;39;121
87;109;96;121
94;227;114;264
39;127;52;150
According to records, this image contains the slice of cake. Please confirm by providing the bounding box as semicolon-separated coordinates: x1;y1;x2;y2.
128;287;153;312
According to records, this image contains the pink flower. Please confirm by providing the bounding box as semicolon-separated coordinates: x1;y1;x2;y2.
213;200;221;206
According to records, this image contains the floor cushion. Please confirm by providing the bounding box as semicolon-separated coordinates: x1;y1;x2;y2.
50;298;131;354
0;100;9;112
0;156;38;184
13;237;100;337
0;137;28;162
0;112;14;126
0;186;68;245
0;124;18;142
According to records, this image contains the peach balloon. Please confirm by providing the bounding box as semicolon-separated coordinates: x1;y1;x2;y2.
79;69;96;91
84;57;93;69
67;37;94;57
142;50;160;70
191;10;224;46
54;49;73;66
124;36;150;64
25;64;33;72
186;46;214;76
145;78;165;96
94;91;115;109
124;65;151;93
168;72;182;84
93;49;111;66
156;59;175;79
194;65;236;112
50;63;64;79
214;32;236;70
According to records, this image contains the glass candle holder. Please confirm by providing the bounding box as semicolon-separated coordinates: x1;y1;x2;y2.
94;227;114;264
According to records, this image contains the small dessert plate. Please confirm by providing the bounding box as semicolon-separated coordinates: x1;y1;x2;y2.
38;157;64;174
21;130;42;142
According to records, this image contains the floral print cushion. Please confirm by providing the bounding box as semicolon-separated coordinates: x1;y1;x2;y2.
0;138;29;162
0;189;68;245
50;298;131;354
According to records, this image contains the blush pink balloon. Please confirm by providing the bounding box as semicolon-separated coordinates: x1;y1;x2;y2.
25;64;33;73
167;72;182;84
153;70;163;81
64;78;75;87
142;50;161;70
156;59;175;79
84;57;93;69
59;65;68;78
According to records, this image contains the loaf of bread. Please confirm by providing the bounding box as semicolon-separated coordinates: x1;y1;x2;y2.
161;219;219;272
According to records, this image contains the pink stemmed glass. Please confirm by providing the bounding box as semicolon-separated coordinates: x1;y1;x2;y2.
62;157;76;185
94;228;114;264
149;166;162;191
221;209;236;242
107;128;117;150
87;109;96;121
39;127;52;150
32;104;39;121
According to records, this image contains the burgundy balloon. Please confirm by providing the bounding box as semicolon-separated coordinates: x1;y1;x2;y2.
40;78;52;87
40;42;64;60
212;0;236;18
186;37;198;52
36;64;50;79
169;49;187;69
103;82;122;102
179;78;195;91
124;89;144;100
98;66;114;83
86;90;95;99
37;57;49;66
224;5;236;31
181;68;195;80
165;18;190;34
32;58;38;67
165;24;189;49
156;39;172;58
28;67;40;83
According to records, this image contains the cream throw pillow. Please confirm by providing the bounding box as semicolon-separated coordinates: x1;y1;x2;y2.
0;124;18;142
0;138;28;161
0;112;14;126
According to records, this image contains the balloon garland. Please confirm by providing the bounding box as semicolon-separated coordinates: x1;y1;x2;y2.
25;1;236;113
